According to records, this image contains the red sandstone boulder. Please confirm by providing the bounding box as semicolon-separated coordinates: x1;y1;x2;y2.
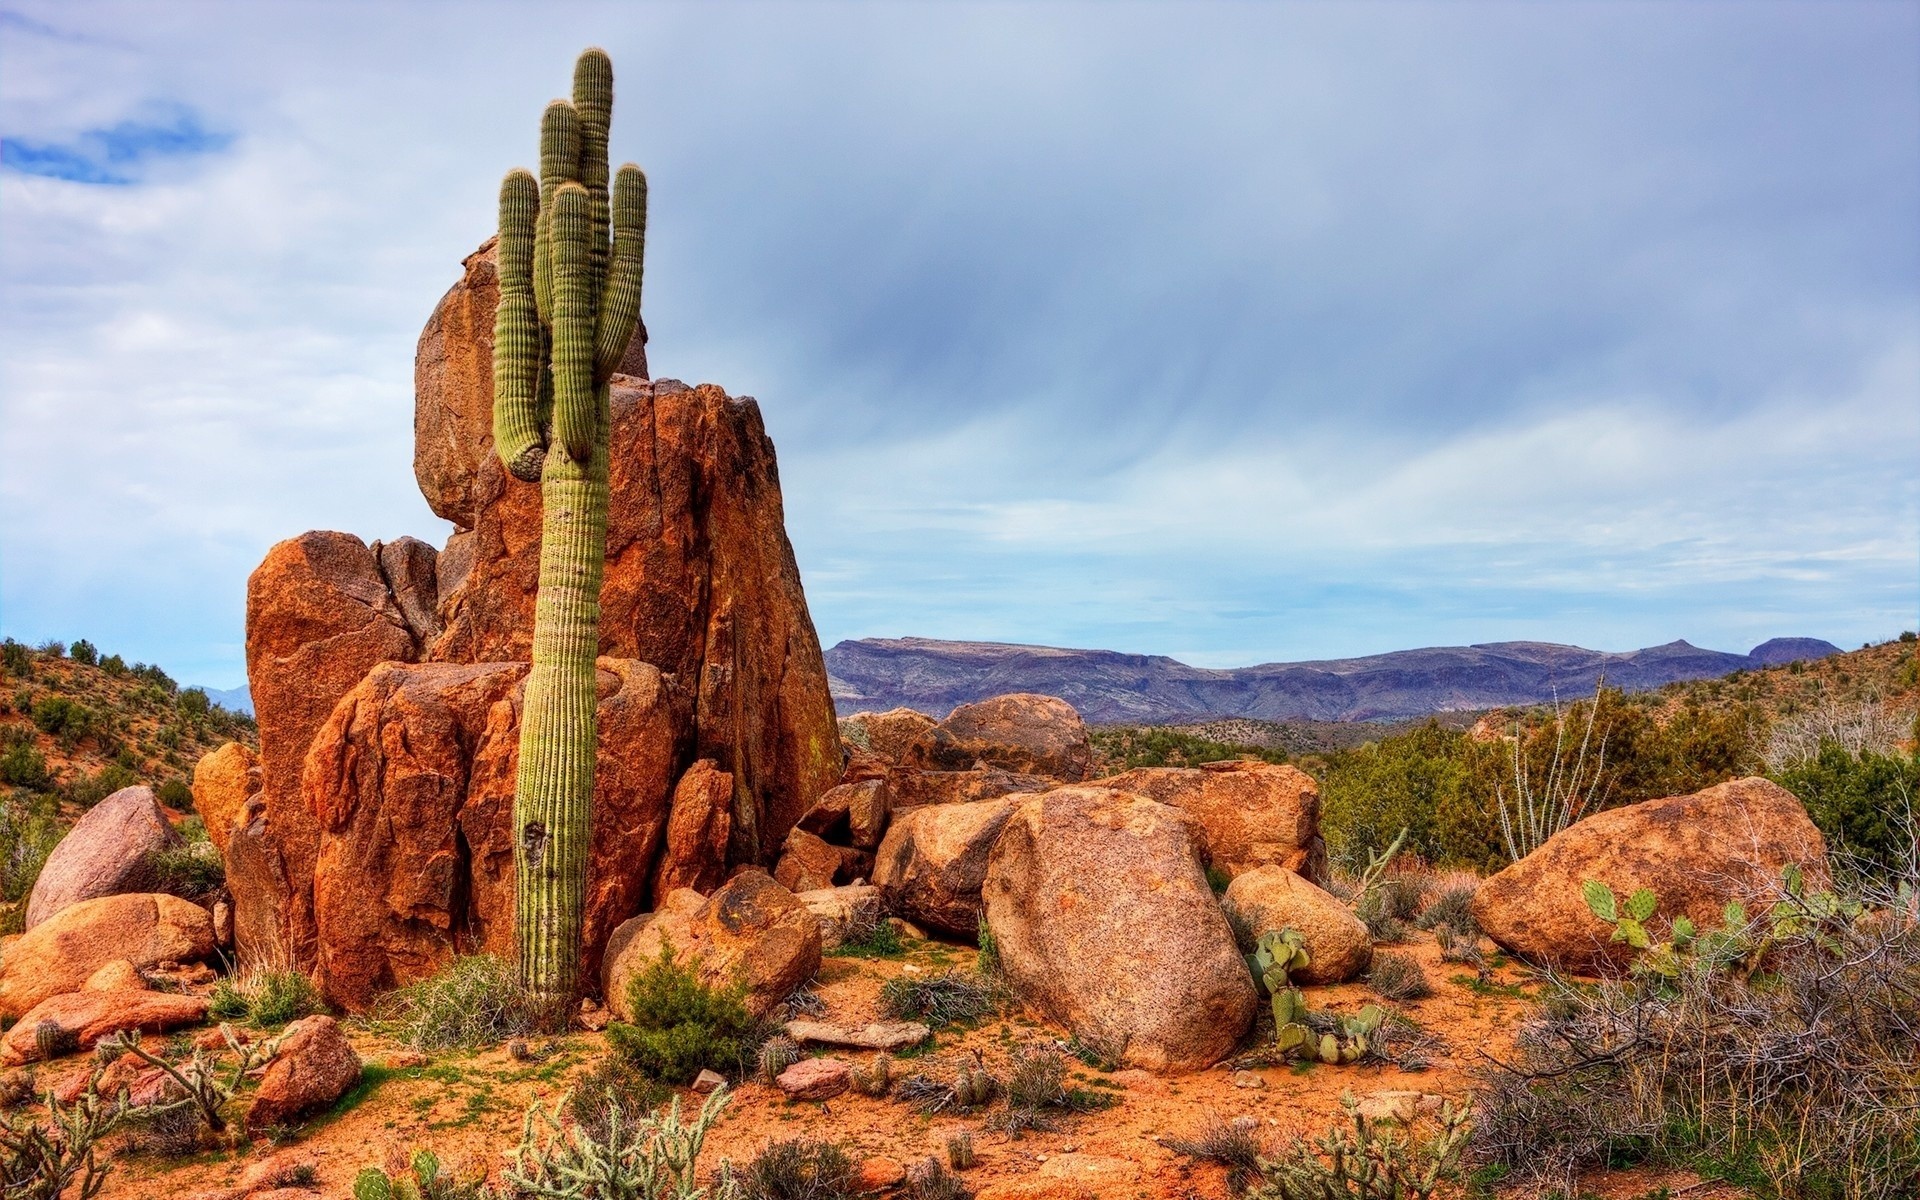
840;708;937;764
302;658;691;1011
245;1015;361;1133
1473;777;1829;975
651;760;735;907
244;530;422;967
872;796;1022;938
1098;761;1325;883
0;894;215;1018
798;778;890;851
192;742;260;858
774;828;843;894
907;694;1091;781
981;787;1256;1072
0;989;210;1065
1222;867;1371;984
25;786;178;929
602;871;821;1020
776;1056;850;1101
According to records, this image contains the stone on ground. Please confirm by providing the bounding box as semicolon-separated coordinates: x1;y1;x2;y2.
0;988;210;1065
981;787;1256;1073
872;796;1023;937
245;1014;362;1133
602;870;822;1020
776;1055;850;1101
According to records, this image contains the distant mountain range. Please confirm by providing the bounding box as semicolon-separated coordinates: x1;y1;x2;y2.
825;636;1842;724
196;684;254;715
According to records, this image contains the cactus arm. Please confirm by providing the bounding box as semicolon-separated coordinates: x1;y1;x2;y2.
492;169;547;480
548;183;596;463
594;164;647;380
572;48;614;300
534;100;581;324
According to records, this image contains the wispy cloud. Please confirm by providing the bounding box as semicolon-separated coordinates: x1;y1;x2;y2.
3;105;231;185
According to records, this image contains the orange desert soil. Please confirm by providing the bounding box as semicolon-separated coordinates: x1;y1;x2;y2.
81;932;1753;1200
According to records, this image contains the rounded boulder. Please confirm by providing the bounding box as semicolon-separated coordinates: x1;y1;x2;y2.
1221;866;1371;984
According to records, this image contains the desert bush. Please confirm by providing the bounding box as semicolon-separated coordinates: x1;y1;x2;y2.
177;688;211;719
1089;726;1286;771
879;971;995;1027
499;1088;735;1200
29;696;88;739
1366;952;1432;1002
1469;875;1920;1199
738;1136;856;1200
827;915;904;960
1169;1113;1266;1194
0;796;60;933
896;1055;998;1117
1766;697;1909;771
371;954;540;1051
1412;874;1478;934
35;642;63;660
1250;1092;1470;1200
60;764;137;808
1774;742;1920;873
207;968;323;1029
0;640;31;678
0;1054;124;1199
104;1024;279;1146
149;840;225;900
988;1046;1108;1134
606;948;756;1084
944;1131;975;1170
98;654;125;676
566;1054;667;1147
67;640;96;667
155;778;193;810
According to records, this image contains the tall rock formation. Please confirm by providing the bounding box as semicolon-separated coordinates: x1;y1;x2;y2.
233;239;840;1007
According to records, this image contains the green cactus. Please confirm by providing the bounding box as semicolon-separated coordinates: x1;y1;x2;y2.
493;48;648;1008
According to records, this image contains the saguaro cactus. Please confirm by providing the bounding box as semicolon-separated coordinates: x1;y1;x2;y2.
492;47;647;1008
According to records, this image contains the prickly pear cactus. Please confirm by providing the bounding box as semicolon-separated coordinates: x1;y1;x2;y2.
492;48;648;1008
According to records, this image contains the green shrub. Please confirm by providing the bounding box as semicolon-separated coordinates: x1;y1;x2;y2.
1089;726;1287;771
1774;743;1920;873
67;641;96;667
29;696;89;738
98;654;125;676
1367;951;1433;1002
565;1055;666;1145
209;968;323;1029
352;1149;484;1200
60;765;137;808
605;948;756;1085
828;916;905;960
0;797;60;927
371;955;539;1051
150;842;224;899
739;1137;857;1200
0;641;31;678
155;779;193;810
178;688;210;719
35;642;63;660
0;743;50;792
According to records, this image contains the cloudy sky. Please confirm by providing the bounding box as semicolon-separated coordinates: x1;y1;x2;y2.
2;1;1915;689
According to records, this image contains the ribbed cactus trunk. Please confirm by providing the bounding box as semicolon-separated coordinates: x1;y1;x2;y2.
492;48;647;1011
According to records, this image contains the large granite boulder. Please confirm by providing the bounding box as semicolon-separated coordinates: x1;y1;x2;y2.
0;989;210;1066
1098;761;1325;883
302;658;690;1012
602;871;821;1020
192;742;260;858
886;765;1053;810
797;778;889;851
0;894;215;1018
1221;866;1371;984
981;787;1255;1072
840;708;936;764
906;694;1091;781
25;786;178;929
1473;777;1829;975
872;796;1022;937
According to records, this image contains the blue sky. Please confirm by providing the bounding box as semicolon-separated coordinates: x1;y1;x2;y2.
1;1;1915;688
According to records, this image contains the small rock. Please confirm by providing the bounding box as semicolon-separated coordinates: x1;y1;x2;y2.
385;1050;428;1069
246;1015;362;1134
577;998;609;1032
776;1056;850;1101
692;1068;727;1094
856;1155;906;1192
1355;1090;1423;1123
194;1026;250;1051
1230;1070;1265;1089
82;960;146;993
785;1019;931;1052
212;900;234;949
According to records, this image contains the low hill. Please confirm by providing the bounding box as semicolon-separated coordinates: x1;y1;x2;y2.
827;634;1843;723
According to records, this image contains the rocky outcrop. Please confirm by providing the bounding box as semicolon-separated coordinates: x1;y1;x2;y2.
192;742;260;858
245;1015;362;1134
872;797;1022;938
981;787;1255;1072
0;989;209;1065
651;760;734;907
798;779;889;851
245;531;422;967
906;694;1091;781
302;658;690;1011
1221;867;1371;984
886;766;1053;810
793;884;884;949
774;828;843;894
602;871;821;1019
0;894;215;1018
840;708;936;763
1099;762;1325;883
1473;777;1829;975
25;786;178;929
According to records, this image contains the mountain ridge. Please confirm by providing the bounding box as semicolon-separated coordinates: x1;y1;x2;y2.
825;634;1842;724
